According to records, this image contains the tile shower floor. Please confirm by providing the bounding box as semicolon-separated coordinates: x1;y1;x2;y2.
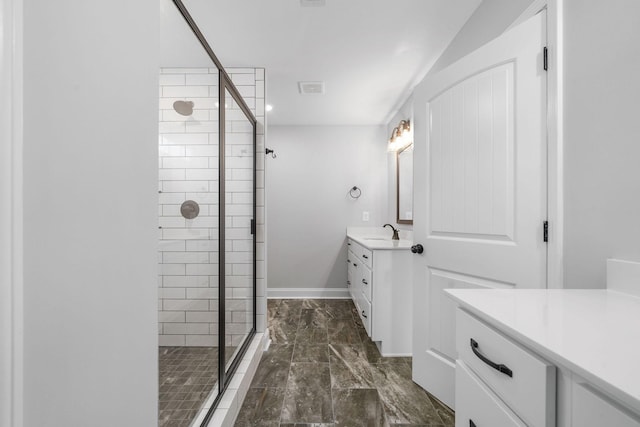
234;299;455;427
158;346;236;427
159;347;217;427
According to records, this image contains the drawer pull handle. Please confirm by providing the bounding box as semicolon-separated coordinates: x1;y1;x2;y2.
362;310;367;318
362;279;368;285
470;338;513;377
353;263;358;267
470;420;477;427
348;242;351;246
347;281;351;285
362;254;369;259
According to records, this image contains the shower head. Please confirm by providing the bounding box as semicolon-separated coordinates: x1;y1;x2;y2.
173;100;194;116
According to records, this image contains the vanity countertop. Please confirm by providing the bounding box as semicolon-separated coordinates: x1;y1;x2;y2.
347;233;413;250
445;288;640;414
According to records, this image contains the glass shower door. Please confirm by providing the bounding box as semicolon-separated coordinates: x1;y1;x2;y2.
161;3;258;425
158;66;220;427
222;86;256;374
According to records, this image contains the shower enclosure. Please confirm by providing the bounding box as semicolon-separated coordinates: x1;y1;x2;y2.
158;1;258;425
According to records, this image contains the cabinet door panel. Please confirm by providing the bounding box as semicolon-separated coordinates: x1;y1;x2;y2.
573;383;640;427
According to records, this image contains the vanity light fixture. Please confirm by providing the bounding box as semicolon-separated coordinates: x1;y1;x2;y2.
388;119;412;152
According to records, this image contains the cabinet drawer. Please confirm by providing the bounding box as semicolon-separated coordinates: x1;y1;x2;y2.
347;269;355;299
457;309;555;427
347;249;356;290
360;246;373;269
350;252;364;271
357;294;372;336
456;361;526;427
348;239;362;259
347;249;356;266
348;239;372;269
572;383;640;427
360;265;372;302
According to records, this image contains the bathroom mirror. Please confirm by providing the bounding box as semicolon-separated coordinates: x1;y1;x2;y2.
397;144;413;224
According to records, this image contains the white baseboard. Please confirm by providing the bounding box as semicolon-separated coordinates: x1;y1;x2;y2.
267;287;350;299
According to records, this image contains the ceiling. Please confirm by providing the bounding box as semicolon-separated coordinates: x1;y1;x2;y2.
175;0;482;126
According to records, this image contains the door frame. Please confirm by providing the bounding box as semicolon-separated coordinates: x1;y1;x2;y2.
511;0;565;289
1;0;24;426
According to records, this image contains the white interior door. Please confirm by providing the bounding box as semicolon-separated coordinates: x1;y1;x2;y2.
411;11;547;408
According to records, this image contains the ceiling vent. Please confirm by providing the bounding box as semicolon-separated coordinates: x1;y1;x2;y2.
298;81;325;95
300;0;326;6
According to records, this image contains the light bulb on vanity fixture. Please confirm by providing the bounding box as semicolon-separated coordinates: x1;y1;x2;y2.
388;119;412;152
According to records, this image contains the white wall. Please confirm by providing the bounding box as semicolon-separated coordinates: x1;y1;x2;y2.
563;0;640;288
266;126;387;292
428;0;535;75
22;0;158;426
1;0;22;425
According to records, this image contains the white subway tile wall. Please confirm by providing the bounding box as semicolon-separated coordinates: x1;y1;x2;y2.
158;67;266;347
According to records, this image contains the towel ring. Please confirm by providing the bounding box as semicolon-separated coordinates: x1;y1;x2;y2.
349;186;362;199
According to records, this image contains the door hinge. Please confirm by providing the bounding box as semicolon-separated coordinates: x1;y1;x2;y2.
543;220;549;243
543;46;548;71
250;218;256;235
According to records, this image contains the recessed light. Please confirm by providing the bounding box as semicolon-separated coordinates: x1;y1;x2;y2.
265;104;273;112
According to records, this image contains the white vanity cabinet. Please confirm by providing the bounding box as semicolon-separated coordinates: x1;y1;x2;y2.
447;286;640;427
346;237;412;356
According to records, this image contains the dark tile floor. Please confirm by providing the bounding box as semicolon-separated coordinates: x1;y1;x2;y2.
234;299;455;427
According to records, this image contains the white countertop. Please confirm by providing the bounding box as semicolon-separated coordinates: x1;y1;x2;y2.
446;288;640;414
346;226;413;250
347;234;413;250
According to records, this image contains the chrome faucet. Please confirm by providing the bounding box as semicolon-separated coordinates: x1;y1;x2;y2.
383;224;400;240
